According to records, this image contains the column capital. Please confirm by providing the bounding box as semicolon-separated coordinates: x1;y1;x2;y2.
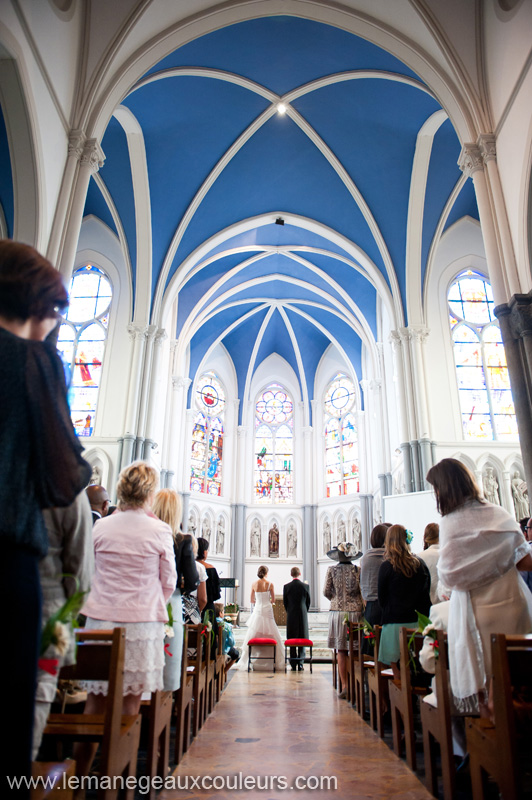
68;129;85;159
389;329;404;349
154;327;167;347
172;375;191;391
302;425;313;438
237;425;248;439
458;143;483;178
407;324;430;343
127;323;149;342
80;138;105;173
478;133;496;164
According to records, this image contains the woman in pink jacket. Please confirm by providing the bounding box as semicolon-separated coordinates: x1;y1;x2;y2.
75;461;176;787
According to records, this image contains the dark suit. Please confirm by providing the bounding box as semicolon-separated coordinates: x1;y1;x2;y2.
91;510;101;526
283;579;310;668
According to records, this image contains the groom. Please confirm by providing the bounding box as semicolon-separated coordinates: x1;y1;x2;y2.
283;567;311;670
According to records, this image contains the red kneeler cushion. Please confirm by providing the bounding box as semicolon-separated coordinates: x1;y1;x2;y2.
248;638;277;646
284;638;313;647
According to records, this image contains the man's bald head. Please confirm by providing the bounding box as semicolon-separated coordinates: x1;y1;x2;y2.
86;485;110;516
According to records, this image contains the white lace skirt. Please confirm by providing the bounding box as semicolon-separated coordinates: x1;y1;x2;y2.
82;618;165;696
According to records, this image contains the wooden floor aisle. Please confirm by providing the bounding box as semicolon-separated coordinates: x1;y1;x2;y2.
161;665;433;800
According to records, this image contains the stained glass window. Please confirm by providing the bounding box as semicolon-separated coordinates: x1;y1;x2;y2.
449;271;517;440
324;373;359;496
254;384;293;503
190;373;225;495
56;265;111;437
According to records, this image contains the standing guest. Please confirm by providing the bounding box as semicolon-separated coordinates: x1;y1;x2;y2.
323;542;364;698
86;484;110;525
182;535;207;624
196;537;221;654
417;522;440;603
33;490;94;758
360;523;391;626
521;519;532;593
152;489;198;691
0;239;91;795
426;458;532;715
74;462;176;792
283;567;311;670
378;524;431;680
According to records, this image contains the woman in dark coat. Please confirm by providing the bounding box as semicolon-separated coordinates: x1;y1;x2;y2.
0;240;91;792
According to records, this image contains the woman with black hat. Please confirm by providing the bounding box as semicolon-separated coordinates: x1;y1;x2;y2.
323;541;363;698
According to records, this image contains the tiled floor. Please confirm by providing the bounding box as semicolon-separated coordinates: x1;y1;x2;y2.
161;665;433;799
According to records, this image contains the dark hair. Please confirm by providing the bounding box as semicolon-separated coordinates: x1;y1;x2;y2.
196;537;209;561
290;567;301;578
423;522;439;547
257;565;268;579
0;239;68;321
426;458;483;516
519;518;529;534
370;523;390;549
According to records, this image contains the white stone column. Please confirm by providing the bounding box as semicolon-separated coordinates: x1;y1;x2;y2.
478;135;520;298
389;331;414;492
47;130;84;266
407;326;430;440
301;426;313;506
458;143;508;305
57;135;105;281
235;426;248;505
143;327;167;458
124;322;148;434
501;470;514;517
168;375;191;490
356;407;368;495
376;342;392;476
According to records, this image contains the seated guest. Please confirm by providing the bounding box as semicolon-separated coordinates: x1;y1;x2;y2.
521;518;532;593
417;522;440;604
378;524;431;679
214;602;241;669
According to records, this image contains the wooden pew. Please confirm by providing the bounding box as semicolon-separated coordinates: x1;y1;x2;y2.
43;628;141;800
420;630;456;800
214;626;227;702
31;761;75;799
388;627;430;771
346;626;359;706
366;626;394;738
354;627;375;721
174;625;194;765
189;624;210;737
466;633;532;799
140;690;173;800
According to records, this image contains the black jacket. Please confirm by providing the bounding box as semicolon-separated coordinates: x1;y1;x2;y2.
175;537;199;593
283;579;310;639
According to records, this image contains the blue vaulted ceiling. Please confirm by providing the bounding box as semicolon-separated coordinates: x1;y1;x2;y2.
78;14;480;408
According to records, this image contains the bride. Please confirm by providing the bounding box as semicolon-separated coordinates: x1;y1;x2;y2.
237;566;286;671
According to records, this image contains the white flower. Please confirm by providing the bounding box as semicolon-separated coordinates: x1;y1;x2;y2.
164;624;175;638
52;622;70;656
422;623;436;637
205;621;212;633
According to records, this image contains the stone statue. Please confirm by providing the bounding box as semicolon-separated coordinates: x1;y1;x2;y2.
216;517;225;554
202;518;211;545
287;522;297;558
482;467;500;505
89;465;102;486
250;520;261;557
268;523;279;558
323;520;331;554
187;513;196;535
337;517;346;543
352;517;362;553
511;471;529;520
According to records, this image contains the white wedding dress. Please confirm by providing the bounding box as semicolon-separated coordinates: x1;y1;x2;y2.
237;584;286;671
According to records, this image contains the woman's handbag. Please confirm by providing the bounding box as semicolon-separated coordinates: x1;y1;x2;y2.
182;592;201;624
